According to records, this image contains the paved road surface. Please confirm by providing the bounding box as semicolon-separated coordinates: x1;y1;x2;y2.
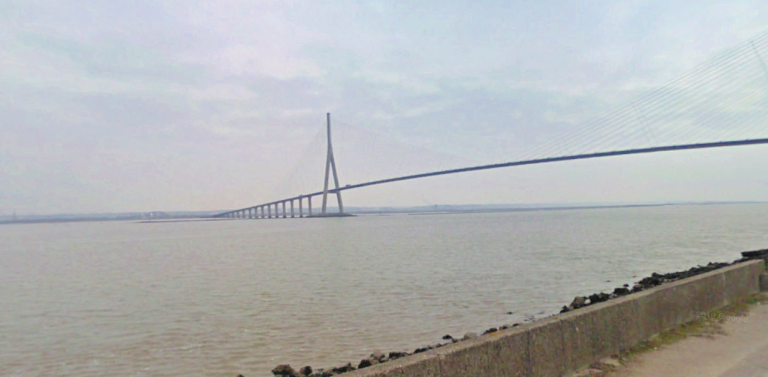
614;296;768;377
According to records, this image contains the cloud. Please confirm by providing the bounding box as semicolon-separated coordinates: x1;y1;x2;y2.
1;0;768;214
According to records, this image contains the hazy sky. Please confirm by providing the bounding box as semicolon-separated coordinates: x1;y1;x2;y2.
2;0;768;215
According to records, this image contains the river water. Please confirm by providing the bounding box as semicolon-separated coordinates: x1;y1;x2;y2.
2;203;767;376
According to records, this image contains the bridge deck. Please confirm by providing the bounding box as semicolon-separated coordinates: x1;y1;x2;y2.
215;138;768;218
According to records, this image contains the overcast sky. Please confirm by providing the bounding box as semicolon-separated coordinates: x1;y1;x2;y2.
2;0;768;215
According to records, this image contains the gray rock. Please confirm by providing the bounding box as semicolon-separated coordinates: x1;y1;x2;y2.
462;332;477;340
331;363;355;373
299;366;313;376
370;350;385;361
358;359;372;369
570;296;587;309
272;364;298;376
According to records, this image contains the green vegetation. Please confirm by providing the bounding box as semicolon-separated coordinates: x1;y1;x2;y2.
575;293;767;377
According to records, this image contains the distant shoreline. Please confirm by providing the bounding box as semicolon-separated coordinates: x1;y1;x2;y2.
404;203;671;216
2;201;765;226
0;216;219;226
362;201;767;216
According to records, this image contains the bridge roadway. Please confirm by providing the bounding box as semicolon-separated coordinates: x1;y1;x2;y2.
214;137;768;219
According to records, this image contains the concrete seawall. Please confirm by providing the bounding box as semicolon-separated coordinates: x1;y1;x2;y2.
344;260;766;377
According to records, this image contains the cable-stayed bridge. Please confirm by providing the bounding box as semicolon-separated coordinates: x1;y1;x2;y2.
213;32;768;219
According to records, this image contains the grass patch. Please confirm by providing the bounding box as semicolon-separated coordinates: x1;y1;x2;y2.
572;293;768;376
621;293;766;361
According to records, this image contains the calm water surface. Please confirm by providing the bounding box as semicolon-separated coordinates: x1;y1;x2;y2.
2;204;767;376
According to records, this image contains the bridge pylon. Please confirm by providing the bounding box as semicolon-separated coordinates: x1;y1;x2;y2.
318;113;350;217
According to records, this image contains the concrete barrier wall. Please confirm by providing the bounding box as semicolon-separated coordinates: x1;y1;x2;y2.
345;260;765;377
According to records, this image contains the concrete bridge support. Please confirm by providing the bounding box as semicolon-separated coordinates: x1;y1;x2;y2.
282;202;287;218
299;196;304;218
308;196;312;216
290;200;295;218
321;113;345;216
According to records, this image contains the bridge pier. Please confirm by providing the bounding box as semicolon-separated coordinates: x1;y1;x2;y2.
282;202;287;218
268;205;272;218
290;200;295;218
274;203;279;219
299;196;303;218
308;196;312;216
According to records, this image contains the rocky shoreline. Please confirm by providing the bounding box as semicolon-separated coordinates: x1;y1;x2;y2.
255;248;768;377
